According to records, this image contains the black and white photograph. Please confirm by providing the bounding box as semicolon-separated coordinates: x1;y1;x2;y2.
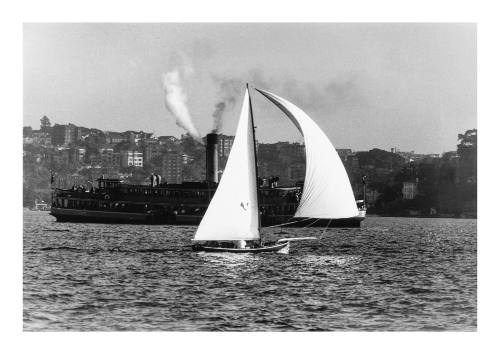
22;21;477;331
6;0;499;352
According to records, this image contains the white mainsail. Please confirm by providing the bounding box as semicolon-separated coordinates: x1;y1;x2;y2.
193;88;260;242
255;88;358;219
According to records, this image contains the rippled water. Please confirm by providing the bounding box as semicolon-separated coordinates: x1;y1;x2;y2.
23;210;476;331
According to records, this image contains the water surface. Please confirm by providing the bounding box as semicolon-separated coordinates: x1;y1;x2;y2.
23;211;476;331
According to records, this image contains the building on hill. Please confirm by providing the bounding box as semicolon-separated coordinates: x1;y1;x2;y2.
125;131;138;144
141;137;158;147
99;148;121;168
89;155;103;168
73;126;88;142
86;128;106;145
402;181;418;200
106;132;126;144
161;150;183;184
218;134;235;158
70;147;86;164
336;148;353;161
27;131;52;146
143;142;164;163
50;147;71;167
51;123;87;146
121;151;143;168
124;131;153;144
52;124;75;146
391;148;440;164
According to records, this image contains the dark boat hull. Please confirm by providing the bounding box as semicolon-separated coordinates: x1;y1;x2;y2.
288;216;364;228
50;207;198;225
192;242;289;253
50;208;364;227
50;207;153;224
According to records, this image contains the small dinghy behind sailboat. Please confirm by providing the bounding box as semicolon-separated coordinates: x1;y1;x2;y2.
191;86;307;253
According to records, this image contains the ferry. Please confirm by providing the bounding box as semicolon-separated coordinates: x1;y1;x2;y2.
50;178;305;226
50;133;365;227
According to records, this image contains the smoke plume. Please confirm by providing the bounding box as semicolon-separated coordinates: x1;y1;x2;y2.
162;68;201;140
212;69;364;118
211;102;226;133
210;76;247;133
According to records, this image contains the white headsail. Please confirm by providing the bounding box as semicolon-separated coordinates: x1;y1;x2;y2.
193;88;260;241
255;88;358;219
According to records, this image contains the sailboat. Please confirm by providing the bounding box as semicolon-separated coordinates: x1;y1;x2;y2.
192;85;361;253
191;85;296;253
254;88;361;227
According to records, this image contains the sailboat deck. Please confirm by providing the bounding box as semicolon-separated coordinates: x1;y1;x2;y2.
192;242;288;253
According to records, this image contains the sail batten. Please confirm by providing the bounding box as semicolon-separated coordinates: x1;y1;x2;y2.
193;89;260;242
255;88;359;219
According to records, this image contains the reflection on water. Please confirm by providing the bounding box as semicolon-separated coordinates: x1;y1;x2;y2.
23;211;476;331
299;255;362;267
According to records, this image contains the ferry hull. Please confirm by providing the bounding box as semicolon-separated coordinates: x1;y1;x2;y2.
288;216;365;228
50;207;153;224
50;208;365;227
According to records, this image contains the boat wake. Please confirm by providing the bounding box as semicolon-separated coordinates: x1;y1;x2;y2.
299;254;361;267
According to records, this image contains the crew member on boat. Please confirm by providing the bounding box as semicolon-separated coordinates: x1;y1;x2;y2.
236;240;247;249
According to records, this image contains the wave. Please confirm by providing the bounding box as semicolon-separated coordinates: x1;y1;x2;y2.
39;246;181;253
39;246;79;251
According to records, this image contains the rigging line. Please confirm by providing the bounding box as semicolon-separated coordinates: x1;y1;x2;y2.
319;218;333;240
264;217;314;228
301;218;320;229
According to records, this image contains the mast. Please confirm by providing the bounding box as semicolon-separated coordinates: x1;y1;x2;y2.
246;83;262;235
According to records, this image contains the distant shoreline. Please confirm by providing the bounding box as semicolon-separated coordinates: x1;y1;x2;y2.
366;214;477;220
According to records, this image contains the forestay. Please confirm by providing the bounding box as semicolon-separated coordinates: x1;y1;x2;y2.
255;88;358;219
193;89;260;241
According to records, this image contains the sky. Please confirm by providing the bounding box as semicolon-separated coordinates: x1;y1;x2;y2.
23;23;476;154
